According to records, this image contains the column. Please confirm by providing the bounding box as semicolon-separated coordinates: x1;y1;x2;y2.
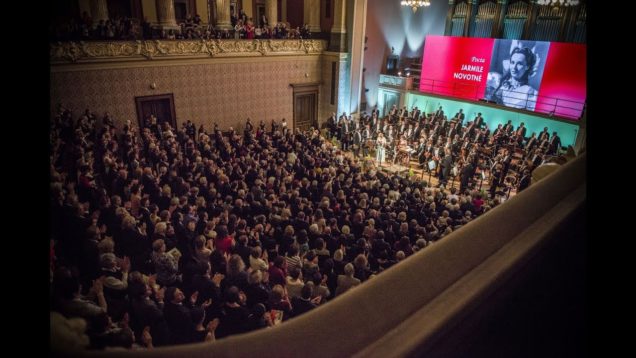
491;0;507;38
215;0;232;30
90;0;110;24
266;0;278;27
523;0;539;40
329;0;347;52
444;0;456;36
156;0;178;26
141;0;158;23
304;0;321;33
558;4;576;42
194;0;209;26
281;0;287;22
562;3;582;42
463;0;478;37
347;0;367;115
154;0;181;33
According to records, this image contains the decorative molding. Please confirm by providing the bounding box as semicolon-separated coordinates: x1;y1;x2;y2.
50;39;328;64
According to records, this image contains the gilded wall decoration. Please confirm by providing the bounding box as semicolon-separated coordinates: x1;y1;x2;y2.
50;39;327;64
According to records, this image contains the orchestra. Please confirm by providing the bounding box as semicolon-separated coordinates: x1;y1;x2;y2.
323;106;563;195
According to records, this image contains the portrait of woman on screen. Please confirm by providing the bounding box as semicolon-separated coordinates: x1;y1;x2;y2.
485;40;541;111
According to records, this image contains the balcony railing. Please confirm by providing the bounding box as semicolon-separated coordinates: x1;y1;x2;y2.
419;78;585;121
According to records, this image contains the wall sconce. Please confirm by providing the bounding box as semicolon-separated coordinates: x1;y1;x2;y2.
150;82;157;89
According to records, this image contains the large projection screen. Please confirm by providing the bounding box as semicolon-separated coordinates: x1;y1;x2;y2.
419;36;586;120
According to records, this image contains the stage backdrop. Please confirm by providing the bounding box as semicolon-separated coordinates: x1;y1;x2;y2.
419;36;586;120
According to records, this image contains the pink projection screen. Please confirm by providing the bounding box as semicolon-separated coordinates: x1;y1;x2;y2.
419;36;586;120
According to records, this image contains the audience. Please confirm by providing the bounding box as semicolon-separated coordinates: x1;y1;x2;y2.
50;103;565;351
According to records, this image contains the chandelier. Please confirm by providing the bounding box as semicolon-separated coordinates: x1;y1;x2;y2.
536;0;580;8
401;0;431;13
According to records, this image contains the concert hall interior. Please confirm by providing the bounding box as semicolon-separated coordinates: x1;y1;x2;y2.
50;0;586;356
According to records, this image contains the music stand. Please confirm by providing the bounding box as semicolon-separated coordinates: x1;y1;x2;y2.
427;160;436;186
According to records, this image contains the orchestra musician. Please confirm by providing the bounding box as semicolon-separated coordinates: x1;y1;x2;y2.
538;127;550;142
434;106;444;119
473;113;484;129
412;106;421;121
339;111;348;123
461;121;475;141
339;116;351;150
503;120;514;135
517;169;531;192
392;134;406;165
370;111;379;130
524;132;538;152
405;123;415;141
548;131;561;155
413;121;423;140
362;124;373;157
386;125;395;143
439;148;453;188
389;104;398;118
398;106;408;118
416;137;427;168
454;108;465;122
371;105;380;118
530;148;544;168
489;162;504;199
515;122;527;143
352;128;363;158
457;156;473;192
326;112;337;139
492;123;505;139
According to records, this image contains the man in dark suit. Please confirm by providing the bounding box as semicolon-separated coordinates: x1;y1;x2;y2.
326;112;337;139
516;122;527;140
340;117;351;150
538;127;550;142
524;132;538;152
548;131;561;155
352;128;363;158
502;120;514;135
389;104;398;118
371;105;380;118
517;169;531;192
530;149;544;168
439;149;453;187
398;106;408;118
454;109;465;122
473;113;484;129
412;107;421;121
462;121;475;141
460;160;475;192
435;106;444;119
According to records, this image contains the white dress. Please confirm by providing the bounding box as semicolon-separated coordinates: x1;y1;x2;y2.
376;137;386;163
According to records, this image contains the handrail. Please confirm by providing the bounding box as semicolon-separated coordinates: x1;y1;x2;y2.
83;154;585;357
418;77;585;120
